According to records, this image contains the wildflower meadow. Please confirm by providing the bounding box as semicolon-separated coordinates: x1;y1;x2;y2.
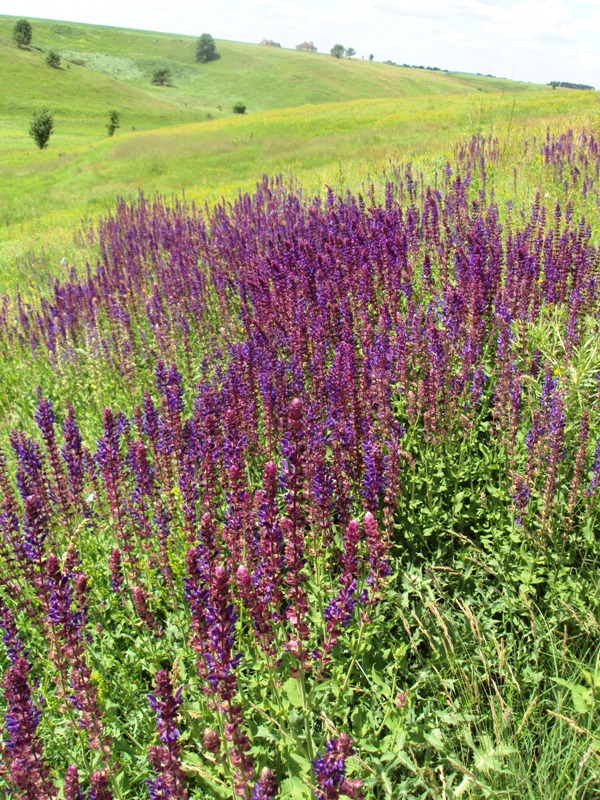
0;129;599;799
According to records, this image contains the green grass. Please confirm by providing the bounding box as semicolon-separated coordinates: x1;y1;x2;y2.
2;14;599;290
0;14;542;119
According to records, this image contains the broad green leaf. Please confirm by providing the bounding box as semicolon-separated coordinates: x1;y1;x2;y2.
282;677;304;708
551;677;594;715
425;727;444;749
279;776;310;799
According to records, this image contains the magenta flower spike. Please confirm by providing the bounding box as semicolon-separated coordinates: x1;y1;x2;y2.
1;654;58;798
147;669;188;800
63;764;85;800
88;770;113;800
363;512;390;599
312;734;363;800
252;767;278;799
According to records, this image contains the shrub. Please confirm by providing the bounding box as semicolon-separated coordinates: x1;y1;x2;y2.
196;33;220;63
46;50;61;68
29;107;53;149
13;18;32;47
151;68;172;86
232;102;247;115
330;44;345;59
106;110;120;137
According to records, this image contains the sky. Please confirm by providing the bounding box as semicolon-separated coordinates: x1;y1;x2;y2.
2;0;599;88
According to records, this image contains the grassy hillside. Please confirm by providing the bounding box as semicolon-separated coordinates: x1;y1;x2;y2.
0;14;598;292
0;14;540;122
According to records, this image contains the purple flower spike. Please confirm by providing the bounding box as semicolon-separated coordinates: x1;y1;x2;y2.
147;670;183;744
363;512;390;599
0;605;25;663
312;734;363;800
62;405;86;507
1;655;57;798
88;770;113;800
108;547;123;593
586;437;600;496
252;767;278;799
64;764;85;800
147;670;188;799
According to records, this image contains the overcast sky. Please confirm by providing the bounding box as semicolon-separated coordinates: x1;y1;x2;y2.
2;0;599;88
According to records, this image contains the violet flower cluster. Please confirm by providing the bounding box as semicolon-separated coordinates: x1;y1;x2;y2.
312;734;363;800
147;670;187;800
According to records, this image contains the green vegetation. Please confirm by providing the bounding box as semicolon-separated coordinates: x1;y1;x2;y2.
12;17;31;47
106;109;120;136
0;13;599;800
28;106;54;149
45;49;60;68
151;67;172;86
196;31;219;63
6;11;595;284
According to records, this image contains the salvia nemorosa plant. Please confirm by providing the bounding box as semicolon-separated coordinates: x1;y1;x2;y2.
0;128;599;798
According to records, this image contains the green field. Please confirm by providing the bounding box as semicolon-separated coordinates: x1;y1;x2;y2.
2;13;600;292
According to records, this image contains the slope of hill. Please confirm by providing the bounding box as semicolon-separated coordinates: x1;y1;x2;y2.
0;13;542;128
0;14;597;291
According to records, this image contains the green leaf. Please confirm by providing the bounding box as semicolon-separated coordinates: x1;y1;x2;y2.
282;677;304;708
551;677;594;715
453;491;465;514
425;727;444;749
279;776;310;799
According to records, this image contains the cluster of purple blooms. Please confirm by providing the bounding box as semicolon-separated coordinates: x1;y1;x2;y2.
0;128;599;797
312;734;363;800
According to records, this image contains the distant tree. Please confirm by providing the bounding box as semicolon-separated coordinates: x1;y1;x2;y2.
548;80;594;90
152;68;172;86
29;107;53;149
296;41;317;52
232;102;247;114
260;39;281;47
46;50;61;68
13;18;32;47
106;110;120;137
368;54;374;62
196;33;220;63
345;47;356;59
330;44;345;59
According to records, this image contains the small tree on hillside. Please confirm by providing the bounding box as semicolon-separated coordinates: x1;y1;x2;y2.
29;107;54;149
46;50;61;68
232;102;246;114
196;33;220;63
107;110;120;137
345;47;356;59
13;18;32;47
330;44;345;59
152;68;172;86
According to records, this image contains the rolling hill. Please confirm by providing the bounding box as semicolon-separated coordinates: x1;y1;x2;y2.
0;14;598;290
